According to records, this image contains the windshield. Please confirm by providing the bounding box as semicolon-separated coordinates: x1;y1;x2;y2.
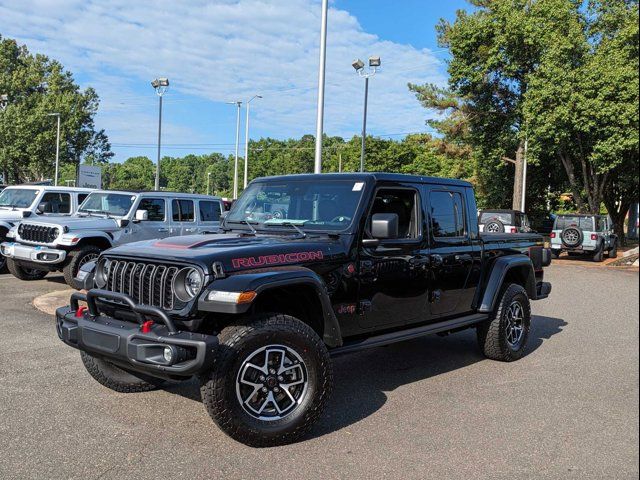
226;179;365;232
0;188;39;209
79;192;136;217
555;216;595;231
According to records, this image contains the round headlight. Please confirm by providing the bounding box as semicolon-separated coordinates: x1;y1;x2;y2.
173;267;203;302
94;259;111;288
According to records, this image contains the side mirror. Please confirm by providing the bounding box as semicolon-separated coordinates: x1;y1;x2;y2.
371;213;399;239
134;209;149;222
37;201;51;214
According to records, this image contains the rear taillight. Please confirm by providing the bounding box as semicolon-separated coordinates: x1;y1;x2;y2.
550;232;556;239
511;228;518;233
591;234;598;240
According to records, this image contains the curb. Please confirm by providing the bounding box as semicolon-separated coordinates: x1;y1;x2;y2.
33;289;76;316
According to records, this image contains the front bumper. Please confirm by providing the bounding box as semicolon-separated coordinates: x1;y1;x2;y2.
56;290;218;379
1;241;67;264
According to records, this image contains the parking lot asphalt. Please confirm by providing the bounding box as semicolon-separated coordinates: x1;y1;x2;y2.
0;265;638;480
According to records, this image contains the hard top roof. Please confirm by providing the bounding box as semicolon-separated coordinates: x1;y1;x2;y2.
252;172;472;188
3;184;94;192
89;189;222;200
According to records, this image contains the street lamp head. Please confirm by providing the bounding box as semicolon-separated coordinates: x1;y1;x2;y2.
368;56;381;68
352;59;365;71
151;78;170;96
47;112;60;117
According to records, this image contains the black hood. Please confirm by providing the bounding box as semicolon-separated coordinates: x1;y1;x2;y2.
104;232;351;274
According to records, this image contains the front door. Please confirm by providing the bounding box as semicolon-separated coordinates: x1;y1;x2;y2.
424;186;476;318
131;197;169;241
357;185;429;330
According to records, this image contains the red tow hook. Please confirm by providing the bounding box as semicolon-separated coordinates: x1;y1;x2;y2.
75;305;88;318
140;320;154;334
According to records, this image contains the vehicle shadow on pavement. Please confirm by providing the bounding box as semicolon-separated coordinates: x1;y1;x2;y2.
161;315;566;440
309;314;567;440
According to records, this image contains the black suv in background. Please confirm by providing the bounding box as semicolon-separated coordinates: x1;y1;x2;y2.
55;173;552;447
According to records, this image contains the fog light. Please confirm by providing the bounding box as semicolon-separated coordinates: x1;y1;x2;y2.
163;346;175;364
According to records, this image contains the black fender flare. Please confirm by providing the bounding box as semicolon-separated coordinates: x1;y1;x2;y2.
197;268;343;347
477;255;537;313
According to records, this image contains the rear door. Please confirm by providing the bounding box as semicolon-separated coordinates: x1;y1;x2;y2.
198;199;223;233
170;199;198;236
424;185;478;318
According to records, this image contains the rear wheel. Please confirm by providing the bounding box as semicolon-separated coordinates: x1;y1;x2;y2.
80;351;165;393
608;239;618;259
485;221;505;233
6;258;48;280
200;313;333;447
592;245;604;262
477;283;531;362
63;245;101;289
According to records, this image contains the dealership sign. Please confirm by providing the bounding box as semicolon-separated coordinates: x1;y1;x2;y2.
78;165;102;189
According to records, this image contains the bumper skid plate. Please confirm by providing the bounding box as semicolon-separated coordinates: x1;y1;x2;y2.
56;290;218;378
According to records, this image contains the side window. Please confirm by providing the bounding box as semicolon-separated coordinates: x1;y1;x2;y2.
138;198;166;221
77;193;89;206
172;199;195;222
200;201;221;222
368;188;419;239
429;191;466;238
40;192;71;214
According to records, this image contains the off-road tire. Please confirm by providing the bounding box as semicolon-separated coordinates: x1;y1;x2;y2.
484;221;505;233
6;258;48;280
608;240;618;259
80;351;165;393
477;283;531;362
550;249;561;259
561;227;583;248
0;232;7;273
592;245;604;262
64;245;101;289
200;313;333;447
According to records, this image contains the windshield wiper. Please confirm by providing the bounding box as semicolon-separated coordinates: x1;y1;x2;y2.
266;220;307;239
225;220;258;235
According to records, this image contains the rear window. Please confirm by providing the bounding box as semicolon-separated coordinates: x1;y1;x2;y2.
480;212;513;225
200;201;221;222
172;199;195;222
555;216;595;230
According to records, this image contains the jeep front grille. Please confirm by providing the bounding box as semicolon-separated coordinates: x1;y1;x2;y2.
18;224;59;244
103;259;186;311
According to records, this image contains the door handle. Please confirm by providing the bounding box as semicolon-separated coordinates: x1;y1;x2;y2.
158;228;169;232
184;228;197;233
455;254;473;263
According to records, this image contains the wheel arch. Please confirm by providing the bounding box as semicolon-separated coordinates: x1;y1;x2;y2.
477;255;536;313
75;236;112;251
198;268;343;347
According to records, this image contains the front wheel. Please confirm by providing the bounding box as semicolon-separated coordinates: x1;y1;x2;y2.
80;352;165;393
477;283;531;362
63;245;101;289
608;239;618;259
200;313;333;447
6;258;48;280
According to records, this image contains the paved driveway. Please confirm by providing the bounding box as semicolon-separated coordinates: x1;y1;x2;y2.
0;265;638;479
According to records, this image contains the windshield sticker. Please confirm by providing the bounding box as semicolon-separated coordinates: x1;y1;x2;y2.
232;251;324;269
352;182;364;192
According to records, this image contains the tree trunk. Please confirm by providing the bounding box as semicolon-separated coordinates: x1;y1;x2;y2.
512;141;524;211
604;194;633;247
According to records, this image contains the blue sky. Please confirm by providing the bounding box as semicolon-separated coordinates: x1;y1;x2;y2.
0;0;470;162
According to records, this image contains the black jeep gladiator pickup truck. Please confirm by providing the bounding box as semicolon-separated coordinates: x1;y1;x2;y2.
56;173;552;447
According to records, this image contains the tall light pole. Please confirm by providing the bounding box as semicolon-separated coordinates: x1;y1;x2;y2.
352;56;380;172
1;95;8;186
47;113;61;186
207;171;212;195
243;95;262;189
227;101;242;199
151;77;169;191
313;0;329;174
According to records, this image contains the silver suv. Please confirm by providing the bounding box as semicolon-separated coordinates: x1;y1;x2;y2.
550;214;617;262
1;190;224;288
0;185;93;272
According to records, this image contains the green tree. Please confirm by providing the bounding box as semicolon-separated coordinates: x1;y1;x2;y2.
0;35;112;184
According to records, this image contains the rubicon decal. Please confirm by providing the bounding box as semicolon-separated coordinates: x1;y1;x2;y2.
232;251;324;269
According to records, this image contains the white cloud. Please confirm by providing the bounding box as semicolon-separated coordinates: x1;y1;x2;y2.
0;0;446;157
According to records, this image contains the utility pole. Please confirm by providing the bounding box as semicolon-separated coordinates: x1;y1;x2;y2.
228;101;242;199
338;151;342;173
313;0;329;174
244;95;262;188
151;78;169;191
47;113;61;186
